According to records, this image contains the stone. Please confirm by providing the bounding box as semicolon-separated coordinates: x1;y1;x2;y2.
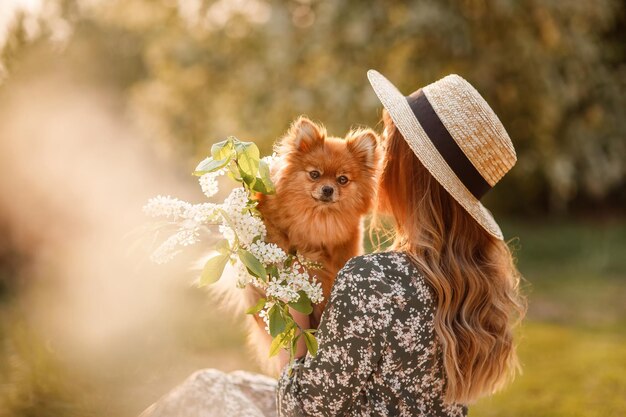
139;369;277;417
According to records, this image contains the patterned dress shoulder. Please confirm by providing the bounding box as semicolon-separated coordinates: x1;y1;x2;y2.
276;251;467;417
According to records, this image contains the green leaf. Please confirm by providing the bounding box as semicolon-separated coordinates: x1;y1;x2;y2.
215;239;231;255
193;157;230;176
237;248;266;278
269;334;284;357
258;159;276;194
267;265;280;280
199;253;230;286
237;166;257;188
290;333;301;358
235;141;260;178
283;309;295;328
303;330;318;356
289;291;313;315
269;304;286;337
269;327;293;358
251;177;269;194
211;138;235;161
245;298;266;315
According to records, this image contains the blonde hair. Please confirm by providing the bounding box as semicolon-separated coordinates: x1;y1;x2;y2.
372;110;527;404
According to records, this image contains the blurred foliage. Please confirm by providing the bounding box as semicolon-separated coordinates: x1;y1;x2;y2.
3;0;625;214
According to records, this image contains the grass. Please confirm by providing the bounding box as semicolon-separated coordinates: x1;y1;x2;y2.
0;217;625;416
470;218;626;416
472;322;626;417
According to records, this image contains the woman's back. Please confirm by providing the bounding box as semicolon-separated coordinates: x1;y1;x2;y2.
277;251;467;416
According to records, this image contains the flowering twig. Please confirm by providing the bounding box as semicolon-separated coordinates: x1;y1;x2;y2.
143;136;322;361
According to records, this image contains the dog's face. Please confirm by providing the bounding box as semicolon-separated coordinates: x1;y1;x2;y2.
274;117;381;216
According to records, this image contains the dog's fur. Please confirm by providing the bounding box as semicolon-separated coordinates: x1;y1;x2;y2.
220;116;380;374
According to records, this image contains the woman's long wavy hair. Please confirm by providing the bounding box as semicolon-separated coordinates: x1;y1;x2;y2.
372;110;527;404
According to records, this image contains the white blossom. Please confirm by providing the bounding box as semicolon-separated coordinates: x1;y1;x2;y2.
198;168;227;198
266;277;299;302
150;228;199;264
249;241;288;265
183;202;221;225
143;195;189;219
144;197;221;263
145;152;325;335
230;213;266;247
261;152;280;168
199;172;220;198
219;224;236;246
258;303;273;333
305;280;324;304
234;260;253;288
223;187;248;212
221;188;266;247
276;266;324;304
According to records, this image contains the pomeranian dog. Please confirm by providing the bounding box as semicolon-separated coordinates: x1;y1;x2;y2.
243;116;381;373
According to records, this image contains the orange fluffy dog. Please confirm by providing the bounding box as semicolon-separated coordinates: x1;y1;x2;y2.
245;116;380;373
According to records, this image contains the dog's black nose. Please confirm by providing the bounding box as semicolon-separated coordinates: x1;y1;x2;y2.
322;186;334;197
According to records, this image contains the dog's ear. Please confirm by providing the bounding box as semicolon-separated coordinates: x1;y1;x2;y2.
288;116;326;152
346;128;380;169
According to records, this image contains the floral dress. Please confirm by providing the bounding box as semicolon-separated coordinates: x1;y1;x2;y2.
276;251;468;417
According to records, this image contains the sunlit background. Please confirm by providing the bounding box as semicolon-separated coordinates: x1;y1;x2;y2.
0;1;624;416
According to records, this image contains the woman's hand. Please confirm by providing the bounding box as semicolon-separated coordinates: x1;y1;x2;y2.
278;307;311;369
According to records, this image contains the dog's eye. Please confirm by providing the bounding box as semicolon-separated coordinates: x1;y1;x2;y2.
337;175;349;185
309;170;321;180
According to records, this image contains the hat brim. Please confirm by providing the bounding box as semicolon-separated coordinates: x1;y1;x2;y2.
367;69;504;240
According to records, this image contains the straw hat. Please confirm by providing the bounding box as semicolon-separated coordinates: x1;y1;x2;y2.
367;70;516;240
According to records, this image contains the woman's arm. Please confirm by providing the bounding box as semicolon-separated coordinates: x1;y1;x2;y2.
276;257;394;416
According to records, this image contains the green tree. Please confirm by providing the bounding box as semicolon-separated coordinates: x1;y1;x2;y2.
2;0;625;214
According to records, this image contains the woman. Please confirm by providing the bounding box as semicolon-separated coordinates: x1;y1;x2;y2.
275;70;526;416
140;71;525;417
